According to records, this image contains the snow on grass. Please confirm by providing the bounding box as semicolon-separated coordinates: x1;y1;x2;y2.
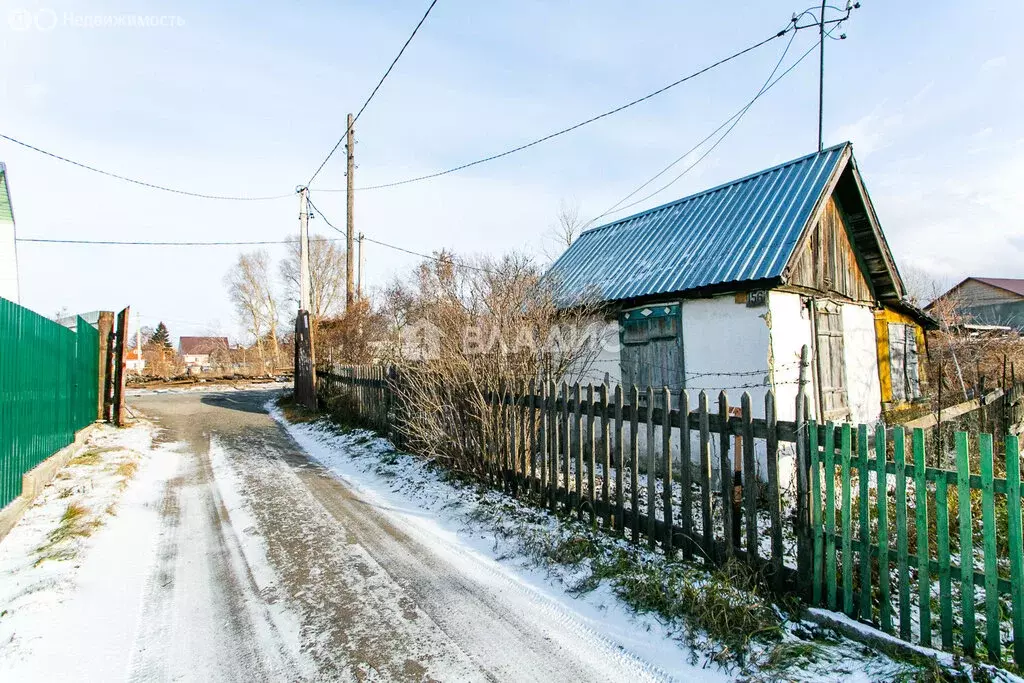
0;421;178;680
269;402;975;682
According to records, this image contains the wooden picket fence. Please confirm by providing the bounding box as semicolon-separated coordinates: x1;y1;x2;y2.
809;421;1024;666
316;365;1024;668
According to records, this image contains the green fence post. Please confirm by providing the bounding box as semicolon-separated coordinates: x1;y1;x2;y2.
957;431;976;657
841;424;853;616
980;433;1000;663
825;422;837;610
858;423;871;621
914;428;931;647
895;427;911;641
936;471;953;650
811;420;823;606
877;425;892;633
1006;434;1024;668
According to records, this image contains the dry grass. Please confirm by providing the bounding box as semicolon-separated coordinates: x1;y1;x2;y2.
114;459;139;480
34;502;100;566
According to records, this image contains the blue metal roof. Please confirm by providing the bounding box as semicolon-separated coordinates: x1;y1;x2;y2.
549;143;850;304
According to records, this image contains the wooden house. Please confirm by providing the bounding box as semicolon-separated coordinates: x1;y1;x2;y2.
548;142;934;434
927;277;1024;332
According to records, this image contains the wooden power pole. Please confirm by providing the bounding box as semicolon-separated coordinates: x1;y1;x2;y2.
345;113;356;308
357;232;364;300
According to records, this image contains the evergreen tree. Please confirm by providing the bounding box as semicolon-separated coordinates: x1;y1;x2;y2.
148;322;172;350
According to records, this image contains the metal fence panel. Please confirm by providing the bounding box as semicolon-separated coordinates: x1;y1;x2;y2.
0;298;100;509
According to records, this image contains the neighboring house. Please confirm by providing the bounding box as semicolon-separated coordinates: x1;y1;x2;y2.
125;344;146;373
548;142;934;431
0;162;21;303
179;336;230;371
927;277;1024;332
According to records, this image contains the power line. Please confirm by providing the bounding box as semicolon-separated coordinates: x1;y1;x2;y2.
584;19;844;228
306;198;493;273
17;236;344;246
307;0;440;185
311;20;799;193
0;133;293;201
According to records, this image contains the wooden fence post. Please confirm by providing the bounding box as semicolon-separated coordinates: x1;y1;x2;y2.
112;307;129;427
719;391;732;560
699;391;713;560
795;344;812;596
680;390;693;560
662;386;672;556
646;386;656;547
629;385;639;543
742;392;757;564
96;311;113;421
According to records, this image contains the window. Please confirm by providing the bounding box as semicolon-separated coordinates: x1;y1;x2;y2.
814;302;850;420
619;304;683;397
888;323;921;402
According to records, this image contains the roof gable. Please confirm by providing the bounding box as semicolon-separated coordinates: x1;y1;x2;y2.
179;336;229;355
549;144;849;303
972;277;1024;298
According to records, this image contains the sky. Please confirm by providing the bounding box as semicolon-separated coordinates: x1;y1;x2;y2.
1;0;1021;344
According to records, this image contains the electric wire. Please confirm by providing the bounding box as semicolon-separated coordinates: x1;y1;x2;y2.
584;23;838;229
311;23;798;193
0;133;294;201
17;236;343;246
306;0;440;185
306;198;494;273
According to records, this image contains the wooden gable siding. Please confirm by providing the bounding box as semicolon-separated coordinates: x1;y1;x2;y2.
951;279;1024;308
787;195;874;303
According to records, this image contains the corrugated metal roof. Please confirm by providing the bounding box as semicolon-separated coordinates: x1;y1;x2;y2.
548;143;849;304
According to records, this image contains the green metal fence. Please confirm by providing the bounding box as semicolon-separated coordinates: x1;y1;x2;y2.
0;297;100;509
810;421;1024;667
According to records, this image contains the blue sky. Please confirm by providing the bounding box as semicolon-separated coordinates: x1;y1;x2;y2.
1;0;1021;342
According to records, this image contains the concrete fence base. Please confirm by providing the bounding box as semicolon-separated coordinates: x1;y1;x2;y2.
0;423;103;543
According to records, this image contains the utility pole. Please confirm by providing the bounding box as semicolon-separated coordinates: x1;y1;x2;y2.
294;185;316;409
345;113;356;308
818;0;826;152
298;187;312;312
357;232;364;300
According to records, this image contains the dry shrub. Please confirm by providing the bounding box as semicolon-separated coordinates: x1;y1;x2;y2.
376;250;603;475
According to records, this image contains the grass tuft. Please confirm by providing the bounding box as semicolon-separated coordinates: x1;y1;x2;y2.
34;502;100;566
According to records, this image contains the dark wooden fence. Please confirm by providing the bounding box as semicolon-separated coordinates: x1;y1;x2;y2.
315;365;1024;669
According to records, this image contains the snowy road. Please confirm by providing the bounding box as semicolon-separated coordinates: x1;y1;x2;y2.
120;389;666;682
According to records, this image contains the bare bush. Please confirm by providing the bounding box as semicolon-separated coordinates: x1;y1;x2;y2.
376;250;603;475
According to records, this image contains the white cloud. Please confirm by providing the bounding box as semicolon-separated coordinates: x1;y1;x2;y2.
981;55;1008;71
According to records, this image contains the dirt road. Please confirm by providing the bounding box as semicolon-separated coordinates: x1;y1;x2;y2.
128;389;665;682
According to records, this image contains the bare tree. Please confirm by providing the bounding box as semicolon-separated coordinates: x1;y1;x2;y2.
900;263;951;308
280;234;347;326
542;198;585;262
225;250;280;372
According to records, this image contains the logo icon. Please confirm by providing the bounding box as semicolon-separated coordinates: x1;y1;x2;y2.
8;9;33;31
400;320;441;361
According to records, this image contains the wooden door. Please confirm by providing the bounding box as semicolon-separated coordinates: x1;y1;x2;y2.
619;304;683;400
814;301;849;420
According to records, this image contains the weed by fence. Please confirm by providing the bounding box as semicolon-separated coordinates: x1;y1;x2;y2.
0;298;100;509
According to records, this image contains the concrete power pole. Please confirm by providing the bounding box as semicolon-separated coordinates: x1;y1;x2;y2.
294;186;316;408
299;187;312;312
345;113;356;308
